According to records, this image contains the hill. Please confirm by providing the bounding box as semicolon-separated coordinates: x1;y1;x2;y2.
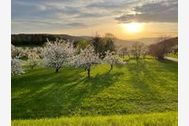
12;34;177;47
11;34;92;46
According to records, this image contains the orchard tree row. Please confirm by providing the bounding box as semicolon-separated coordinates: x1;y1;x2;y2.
11;37;177;77
11;39;125;78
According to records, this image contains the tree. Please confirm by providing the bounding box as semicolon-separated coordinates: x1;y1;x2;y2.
103;34;115;53
129;42;148;60
42;40;75;73
11;58;24;76
33;47;44;59
11;45;24;75
117;47;129;58
11;44;23;59
149;37;178;60
91;33;115;58
171;45;178;55
75;40;90;50
91;34;103;54
72;45;101;78
103;50;126;71
28;51;40;70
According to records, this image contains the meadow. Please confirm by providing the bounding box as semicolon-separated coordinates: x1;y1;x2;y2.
12;112;177;126
12;58;178;125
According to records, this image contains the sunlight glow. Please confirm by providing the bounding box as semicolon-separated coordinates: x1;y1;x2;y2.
122;22;144;33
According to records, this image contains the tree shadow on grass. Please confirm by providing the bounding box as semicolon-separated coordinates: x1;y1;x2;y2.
157;59;178;73
127;60;153;92
127;60;169;100
126;59;177;112
12;67;123;120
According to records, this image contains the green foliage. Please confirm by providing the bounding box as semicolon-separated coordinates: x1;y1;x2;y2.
76;40;90;50
12;34;57;46
11;34;89;46
91;35;115;58
12;59;177;120
12;112;177;126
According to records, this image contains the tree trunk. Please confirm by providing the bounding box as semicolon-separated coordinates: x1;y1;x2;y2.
110;64;113;71
55;68;59;73
157;56;164;61
30;66;34;70
87;67;91;78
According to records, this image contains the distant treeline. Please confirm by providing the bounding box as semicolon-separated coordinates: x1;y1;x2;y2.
11;34;90;46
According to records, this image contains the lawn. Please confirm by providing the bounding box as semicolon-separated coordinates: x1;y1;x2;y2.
12;58;178;120
12;112;177;126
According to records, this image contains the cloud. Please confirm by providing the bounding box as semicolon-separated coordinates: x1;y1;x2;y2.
11;0;112;30
12;0;80;19
12;19;87;29
75;12;107;18
86;0;124;9
11;0;178;34
115;0;178;23
86;0;139;9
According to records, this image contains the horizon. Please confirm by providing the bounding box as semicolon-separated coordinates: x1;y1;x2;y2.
11;32;178;41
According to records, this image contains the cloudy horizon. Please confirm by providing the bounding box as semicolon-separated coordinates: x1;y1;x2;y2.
12;0;178;39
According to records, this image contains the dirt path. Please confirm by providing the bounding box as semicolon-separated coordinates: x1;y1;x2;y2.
164;57;178;62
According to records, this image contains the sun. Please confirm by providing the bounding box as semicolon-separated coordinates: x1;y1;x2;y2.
122;22;144;33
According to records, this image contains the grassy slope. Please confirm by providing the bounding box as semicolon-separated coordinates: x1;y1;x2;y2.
12;59;178;119
12;112;177;126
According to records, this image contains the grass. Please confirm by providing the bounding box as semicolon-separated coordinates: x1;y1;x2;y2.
12;58;178;120
166;53;178;58
12;112;177;126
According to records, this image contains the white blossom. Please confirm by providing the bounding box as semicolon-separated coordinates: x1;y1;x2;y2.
42;40;75;72
11;45;24;59
103;50;126;71
129;42;148;59
72;45;101;77
28;51;40;70
11;58;24;76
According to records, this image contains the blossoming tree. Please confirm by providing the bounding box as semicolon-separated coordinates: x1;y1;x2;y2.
103;50;126;71
72;45;100;78
129;42;148;60
42;40;75;73
28;51;40;70
11;45;24;75
11;58;24;76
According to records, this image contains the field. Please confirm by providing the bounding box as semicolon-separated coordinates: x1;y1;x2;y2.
12;112;177;126
12;58;178;125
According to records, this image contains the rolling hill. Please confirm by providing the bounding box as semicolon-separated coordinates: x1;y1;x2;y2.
11;33;178;47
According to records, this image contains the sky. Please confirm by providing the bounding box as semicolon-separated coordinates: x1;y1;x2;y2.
12;0;178;40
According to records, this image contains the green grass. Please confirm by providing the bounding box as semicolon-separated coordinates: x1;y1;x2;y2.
12;112;177;126
12;59;178;120
166;53;178;58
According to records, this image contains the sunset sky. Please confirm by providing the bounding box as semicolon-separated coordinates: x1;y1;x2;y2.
12;0;178;40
